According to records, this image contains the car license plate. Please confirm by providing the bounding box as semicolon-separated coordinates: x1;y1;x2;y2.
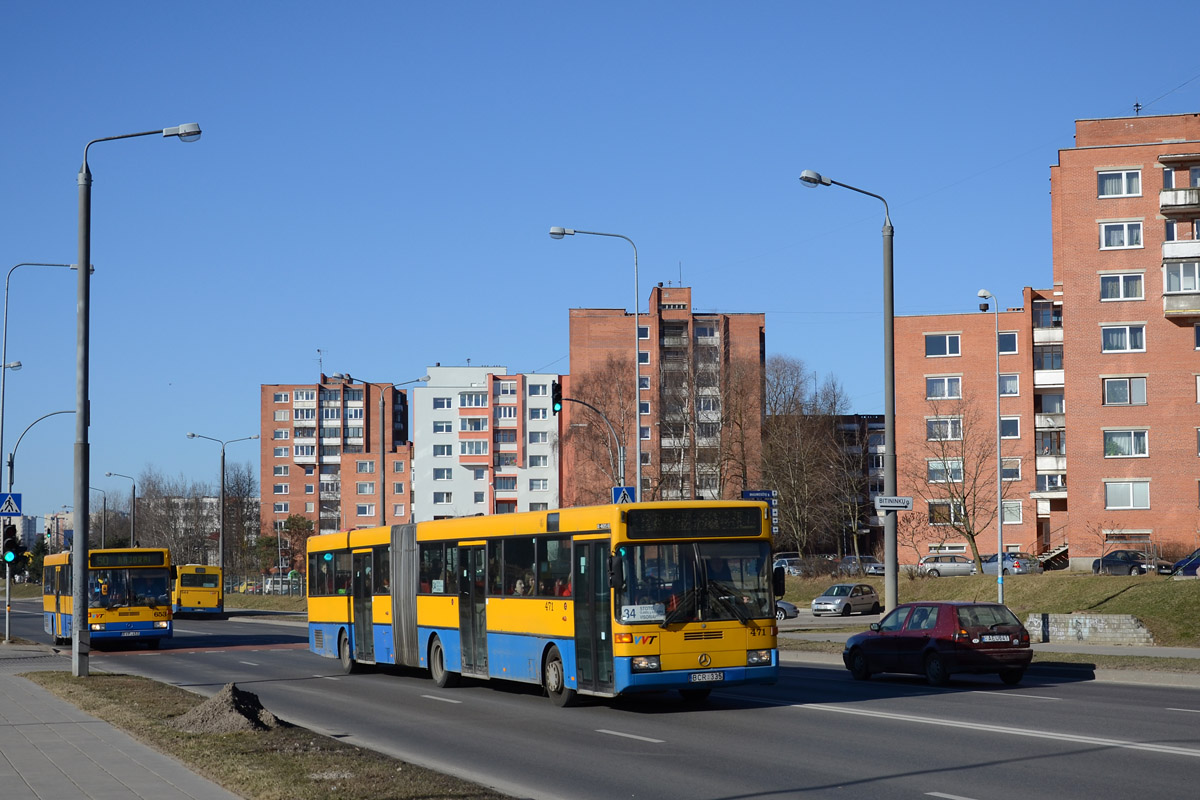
120;631;139;637
981;634;1009;643
690;671;724;683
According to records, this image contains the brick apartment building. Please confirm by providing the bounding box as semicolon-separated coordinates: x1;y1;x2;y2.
259;375;413;537
563;285;765;506
898;112;1200;569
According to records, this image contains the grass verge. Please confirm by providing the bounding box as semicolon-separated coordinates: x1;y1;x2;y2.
24;671;511;800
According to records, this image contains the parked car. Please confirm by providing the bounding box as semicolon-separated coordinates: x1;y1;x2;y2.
976;553;1044;575
835;555;885;576
1172;548;1200;576
774;558;805;577
811;583;881;617
918;554;974;577
774;598;799;621
1092;549;1173;576
842;601;1032;686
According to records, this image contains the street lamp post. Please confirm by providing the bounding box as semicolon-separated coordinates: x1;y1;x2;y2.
8;410;74;492
186;433;259;576
74;122;201;678
799;170;897;613
549;227;641;500
329;374;428;526
978;289;1004;603
89;487;106;548
105;472;136;546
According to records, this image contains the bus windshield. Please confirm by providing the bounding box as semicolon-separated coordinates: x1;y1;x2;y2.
89;568;171;609
615;540;772;625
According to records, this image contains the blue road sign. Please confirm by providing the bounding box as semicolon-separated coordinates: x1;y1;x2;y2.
741;490;778;506
612;487;636;504
0;493;21;516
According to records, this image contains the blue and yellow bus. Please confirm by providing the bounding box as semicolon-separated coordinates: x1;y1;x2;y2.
307;501;782;706
171;564;224;616
43;548;173;647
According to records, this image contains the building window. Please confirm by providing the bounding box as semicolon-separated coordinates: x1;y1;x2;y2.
999;374;1019;396
461;441;488;455
1101;325;1145;353
356;504;375;517
638;325;649;339
494;453;517;468
1100;221;1142;250
529;431;548;444
273;465;289;476
472;468;486;480
293;445;315;457
1000;417;1020;439
638;351;649;365
496;405;518;422
498;381;517;396
529;384;548;396
461;416;488;432
1001;458;1021;480
305;502;315;513
294;408;315;421
433;492;453;505
1097;170;1140;198
393;482;405;493
495;476;516;491
1166;262;1200;293
294;390;315;402
1001;501;1022;525
529;408;548;420
639;401;650;415
273;447;288;457
461;393;487;408
529;479;548;491
494;429;517;444
640;426;651;440
925;376;961;399
273;502;289;513
433;468;452;481
641;451;651;465
530;502;549;512
1100;273;1144;300
356;461;375;474
474;492;485;503
433;420;452;433
433;397;451;409
1105;480;1149;509
927;459;963;483
924;333;960;357
274;392;290;403
356;481;375;494
926;417;962;441
393;503;405;517
433;444;452;457
639;376;650;390
321;407;340;420
697;397;719;412
273;484;289;495
1104;430;1148;457
1037;474;1066;491
1038;429;1065;455
273;429;289;440
1033;345;1063;371
273;409;290;422
929;500;965;525
998;332;1018;354
1104;377;1147;406
393;460;405;472
529;455;548;468
344;407;363;421
305;484;315;495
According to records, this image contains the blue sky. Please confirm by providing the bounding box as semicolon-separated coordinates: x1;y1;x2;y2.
3;1;1199;521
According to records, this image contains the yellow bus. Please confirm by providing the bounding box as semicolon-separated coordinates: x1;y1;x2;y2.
43;548;173;647
171;564;224;616
306;501;782;706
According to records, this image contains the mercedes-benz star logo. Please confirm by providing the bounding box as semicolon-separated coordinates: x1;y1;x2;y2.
698;653;712;667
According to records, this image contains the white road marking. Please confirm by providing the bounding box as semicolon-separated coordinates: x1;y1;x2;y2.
1166;707;1200;713
969;690;1060;701
171;628;213;635
927;793;980;800
421;695;462;704
238;661;259;667
318;675;339;681
596;729;664;744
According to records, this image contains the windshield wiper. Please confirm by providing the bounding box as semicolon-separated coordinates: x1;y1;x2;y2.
660;587;701;627
708;582;751;624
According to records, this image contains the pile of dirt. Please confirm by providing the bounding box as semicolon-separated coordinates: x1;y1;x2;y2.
170;683;285;735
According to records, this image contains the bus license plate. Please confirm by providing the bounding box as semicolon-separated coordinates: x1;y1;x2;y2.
690;671;724;683
120;631;139;637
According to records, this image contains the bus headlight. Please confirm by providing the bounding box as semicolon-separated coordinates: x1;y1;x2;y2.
630;655;660;672
747;649;772;666
90;623;106;631
154;621;169;629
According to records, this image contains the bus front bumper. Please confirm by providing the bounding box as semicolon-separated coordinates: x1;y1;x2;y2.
615;653;778;694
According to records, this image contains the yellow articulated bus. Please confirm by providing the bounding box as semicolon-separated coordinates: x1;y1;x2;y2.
43;548;173;647
306;501;783;706
171;564;224;616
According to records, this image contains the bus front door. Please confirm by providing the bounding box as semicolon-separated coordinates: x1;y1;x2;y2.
458;545;487;677
352;552;374;663
573;541;614;694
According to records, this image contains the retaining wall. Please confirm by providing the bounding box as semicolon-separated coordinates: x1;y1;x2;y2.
1024;613;1155;645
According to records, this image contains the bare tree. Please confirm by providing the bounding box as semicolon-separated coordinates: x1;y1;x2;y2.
136;467;215;564
223;461;260;577
561;355;637;506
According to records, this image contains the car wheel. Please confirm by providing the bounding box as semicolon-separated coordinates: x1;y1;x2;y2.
811;612;821;617
848;649;871;681
840;604;852;617
928;569;941;577
925;653;949;686
1002;568;1010;576
1092;565;1101;575
544;645;577;707
776;608;786;622
338;631;359;675
871;602;881;614
1129;566;1141;576
429;636;459;688
999;669;1024;686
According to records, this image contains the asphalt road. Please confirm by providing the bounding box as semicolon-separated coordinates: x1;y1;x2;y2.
10;598;1200;800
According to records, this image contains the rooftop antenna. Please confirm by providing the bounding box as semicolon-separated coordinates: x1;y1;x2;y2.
1134;101;1143;116
316;348;325;374
679;260;683;286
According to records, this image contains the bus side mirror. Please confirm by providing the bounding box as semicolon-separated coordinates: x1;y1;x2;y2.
773;565;785;598
170;566;177;580
608;555;625;591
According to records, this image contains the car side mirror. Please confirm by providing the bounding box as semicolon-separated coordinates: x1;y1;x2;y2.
870;623;881;632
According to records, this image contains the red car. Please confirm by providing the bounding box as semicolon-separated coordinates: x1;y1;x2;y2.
842;601;1032;686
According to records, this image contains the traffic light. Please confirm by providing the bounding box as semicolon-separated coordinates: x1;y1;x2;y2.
551;380;563;415
2;525;17;566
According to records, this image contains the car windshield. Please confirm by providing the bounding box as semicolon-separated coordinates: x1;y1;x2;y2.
823;585;851;597
615;540;772;625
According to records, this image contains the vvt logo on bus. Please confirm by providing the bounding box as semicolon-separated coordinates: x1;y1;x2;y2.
634;635;656;645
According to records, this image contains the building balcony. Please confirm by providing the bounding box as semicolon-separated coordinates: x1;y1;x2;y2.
293;455;316;465
1163;240;1200;260
1161;187;1200;215
661;335;688;347
1036;454;1067;472
1033;327;1063;345
1029;488;1067;501
1164;292;1200;321
1035;413;1065;429
1033;369;1064;388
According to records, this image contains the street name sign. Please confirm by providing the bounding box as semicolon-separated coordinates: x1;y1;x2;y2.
873;495;912;512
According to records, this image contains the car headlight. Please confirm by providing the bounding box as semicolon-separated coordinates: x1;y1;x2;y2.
631;655;660;672
747;649;772;666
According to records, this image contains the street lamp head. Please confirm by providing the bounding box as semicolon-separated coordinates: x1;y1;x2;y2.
549;226;575;239
3;361;20;371
163;123;202;143
977;289;994;299
799;169;831;187
250;434;260;440
186;432;196;439
104;472;113;477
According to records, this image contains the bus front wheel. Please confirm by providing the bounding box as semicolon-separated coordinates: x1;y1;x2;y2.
544;645;577;707
338;631;359;675
429;636;459;688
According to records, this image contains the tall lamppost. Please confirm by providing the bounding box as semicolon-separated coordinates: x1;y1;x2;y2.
74;122;201;678
8;410;73;491
186;433;259;575
978;289;1004;603
548;227;641;500
89;487;106;548
799;170;896;613
105;472;136;547
329;374;428;526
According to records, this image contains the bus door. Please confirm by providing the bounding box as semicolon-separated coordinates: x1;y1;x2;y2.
352;551;375;663
573;540;614;693
458;545;487;676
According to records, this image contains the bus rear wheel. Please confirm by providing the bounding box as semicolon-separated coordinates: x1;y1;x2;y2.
429;636;459;688
544;645;576;707
339;631;359;675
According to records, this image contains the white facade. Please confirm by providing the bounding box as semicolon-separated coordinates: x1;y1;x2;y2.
411;365;560;522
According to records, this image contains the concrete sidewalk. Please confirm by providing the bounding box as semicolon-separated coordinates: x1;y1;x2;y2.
0;643;241;800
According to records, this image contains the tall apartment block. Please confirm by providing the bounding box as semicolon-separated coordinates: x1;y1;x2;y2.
410;365;561;521
259;375;413;537
564;285;765;506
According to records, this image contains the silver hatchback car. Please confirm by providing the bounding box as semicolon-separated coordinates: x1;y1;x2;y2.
977;553;1044;575
918;554;974;577
811;583;881;617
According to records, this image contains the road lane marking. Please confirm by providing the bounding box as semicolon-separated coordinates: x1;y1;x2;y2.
596;729;664;744
421;695;462;704
317;675;340;681
238;661;259;666
969;690;1060;701
927;793;979;800
1167;707;1200;713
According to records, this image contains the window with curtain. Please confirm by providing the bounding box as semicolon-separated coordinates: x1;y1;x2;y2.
1102;325;1145;352
999;374;1019;396
1166;262;1200;293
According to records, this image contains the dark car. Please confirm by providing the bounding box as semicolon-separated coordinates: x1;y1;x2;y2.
842;601;1032;686
1172;548;1200;576
774;599;799;621
835;555;885;576
1092;549;1173;576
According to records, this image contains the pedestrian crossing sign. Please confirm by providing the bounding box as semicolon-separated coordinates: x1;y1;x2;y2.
611;487;635;504
0;493;21;516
